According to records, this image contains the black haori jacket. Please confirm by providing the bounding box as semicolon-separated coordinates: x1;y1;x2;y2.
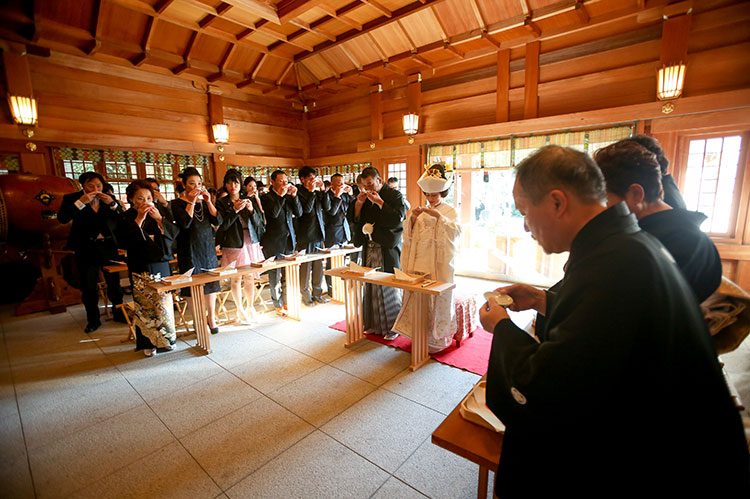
486;203;750;497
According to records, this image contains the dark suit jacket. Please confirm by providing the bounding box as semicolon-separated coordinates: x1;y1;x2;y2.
662;174;687;209
260;189;302;257
294;185;330;248
486;203;749;496
324;191;353;246
58;190;122;259
215;196;264;248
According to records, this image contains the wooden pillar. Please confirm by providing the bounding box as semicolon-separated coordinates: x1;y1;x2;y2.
660;13;692;67
370;84;383;141
523;41;540;120
2;49;34;102
496;49;510;122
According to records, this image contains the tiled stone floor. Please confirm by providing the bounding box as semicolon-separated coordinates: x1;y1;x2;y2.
0;294;495;499
2;275;748;498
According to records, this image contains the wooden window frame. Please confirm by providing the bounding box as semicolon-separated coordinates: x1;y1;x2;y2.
674;130;750;245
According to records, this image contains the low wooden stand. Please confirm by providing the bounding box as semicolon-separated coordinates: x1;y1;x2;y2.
324;268;455;371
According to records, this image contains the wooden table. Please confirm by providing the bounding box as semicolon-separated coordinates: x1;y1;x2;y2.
432;386;503;499
324;268;455;371
148;247;361;354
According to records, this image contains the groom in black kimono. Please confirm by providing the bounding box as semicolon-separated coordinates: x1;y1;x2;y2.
479;146;749;497
347;166;407;339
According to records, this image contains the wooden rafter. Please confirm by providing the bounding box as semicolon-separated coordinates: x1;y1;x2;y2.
360;0;392;18
317;2;362;31
468;0;486;30
430;6;449;41
207;43;238;81
277;0;321;23
222;0;280;24
396;20;418;52
481;30;502;49
155;0;175;14
277;61;294;85
524;16;542;37
367;33;388;62
339;44;363;71
575;0;590;24
88;0;105;55
317;51;340;78
132;16;157;66
296;0;447;62
411;53;432;67
294;62;302;89
289;18;336;41
299;61;320;86
108;0;279;58
443;41;464;59
255;20;314;51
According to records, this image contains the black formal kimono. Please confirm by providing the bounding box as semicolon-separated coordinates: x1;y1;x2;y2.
260;189;302;308
662;173;687;209
486;203;749;497
58;190;123;327
172;198;221;296
639;208;722;302
347;184;407;333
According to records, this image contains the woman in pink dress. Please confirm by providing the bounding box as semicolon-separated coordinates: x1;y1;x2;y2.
216;170;266;323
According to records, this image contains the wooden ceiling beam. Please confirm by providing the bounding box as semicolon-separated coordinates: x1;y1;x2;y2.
443;41;464;59
411;53;432;68
277;61;294;85
289;19;336;41
221;0;280;24
317;51;340;78
524;16;542;37
574;0;590;25
360;0;392;18
88;0;105;55
367;33;388;62
480;30;502;49
317;3;362;31
339;44;363;71
108;0;283;58
430;6;449;41
296;0;447;62
277;0;321;23
468;0;487;30
207;43;238;81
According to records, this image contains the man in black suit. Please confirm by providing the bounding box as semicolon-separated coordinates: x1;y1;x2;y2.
260;170;302;315
58;171;124;333
295;166;331;305
323;173;354;296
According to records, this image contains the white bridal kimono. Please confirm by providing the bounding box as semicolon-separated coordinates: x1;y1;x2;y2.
393;202;461;352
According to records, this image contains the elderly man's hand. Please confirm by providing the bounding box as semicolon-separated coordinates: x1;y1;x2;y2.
479;298;510;333
496;283;546;313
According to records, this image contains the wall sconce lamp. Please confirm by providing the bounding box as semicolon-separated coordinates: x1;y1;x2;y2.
211;123;229;152
403;112;419;143
8;94;38;140
656;63;686;101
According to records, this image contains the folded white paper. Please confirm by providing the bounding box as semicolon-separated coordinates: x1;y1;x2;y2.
348;262;377;275
208;261;237;275
163;267;194;284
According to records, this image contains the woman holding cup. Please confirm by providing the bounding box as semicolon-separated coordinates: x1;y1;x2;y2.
216;169;265;323
172;167;222;334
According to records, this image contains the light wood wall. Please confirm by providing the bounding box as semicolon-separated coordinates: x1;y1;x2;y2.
0;51;305;184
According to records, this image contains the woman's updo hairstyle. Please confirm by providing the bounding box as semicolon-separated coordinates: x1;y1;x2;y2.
178;166;202;184
125;179;155;204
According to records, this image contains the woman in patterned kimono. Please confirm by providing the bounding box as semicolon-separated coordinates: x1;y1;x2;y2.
393;164;461;352
118;180;179;356
172;167;222;335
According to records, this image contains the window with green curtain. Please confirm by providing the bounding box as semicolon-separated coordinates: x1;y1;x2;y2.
426;124;634;285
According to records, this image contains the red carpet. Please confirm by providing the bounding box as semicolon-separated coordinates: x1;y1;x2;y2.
329;320;492;375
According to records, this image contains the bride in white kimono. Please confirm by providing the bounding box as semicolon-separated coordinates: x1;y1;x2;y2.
393;164;461;353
